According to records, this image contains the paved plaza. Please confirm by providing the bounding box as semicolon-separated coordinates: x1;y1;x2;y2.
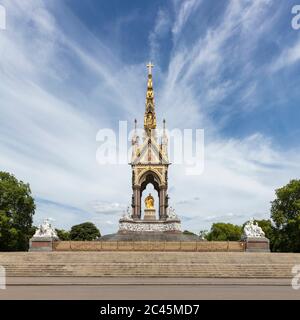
0;277;299;300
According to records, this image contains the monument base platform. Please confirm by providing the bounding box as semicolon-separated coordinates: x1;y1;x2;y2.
242;237;270;252
100;232;200;242
100;216;200;242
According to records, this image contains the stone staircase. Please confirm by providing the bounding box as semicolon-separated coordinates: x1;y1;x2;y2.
0;252;299;278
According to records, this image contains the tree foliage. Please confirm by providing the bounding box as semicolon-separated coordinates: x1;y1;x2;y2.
0;172;35;251
271;180;300;252
56;229;70;241
70;222;101;241
206;223;242;241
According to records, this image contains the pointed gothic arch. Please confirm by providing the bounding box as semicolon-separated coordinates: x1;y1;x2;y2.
131;169;168;220
139;170;161;192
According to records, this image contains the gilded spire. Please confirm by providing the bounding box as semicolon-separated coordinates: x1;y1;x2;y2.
144;62;156;131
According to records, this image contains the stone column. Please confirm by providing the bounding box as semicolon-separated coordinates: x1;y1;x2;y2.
159;187;167;220
137;187;141;219
132;186;141;219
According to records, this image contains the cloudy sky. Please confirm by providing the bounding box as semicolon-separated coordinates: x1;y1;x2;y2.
0;0;300;234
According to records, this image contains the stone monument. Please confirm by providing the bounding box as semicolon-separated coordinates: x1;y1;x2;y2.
29;218;59;251
241;219;270;252
101;63;199;241
117;62;183;236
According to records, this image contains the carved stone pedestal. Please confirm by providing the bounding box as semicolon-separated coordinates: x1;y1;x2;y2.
242;237;270;252
29;237;55;252
144;208;156;221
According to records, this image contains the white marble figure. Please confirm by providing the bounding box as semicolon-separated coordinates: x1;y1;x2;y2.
166;206;178;220
243;219;265;238
33;218;58;239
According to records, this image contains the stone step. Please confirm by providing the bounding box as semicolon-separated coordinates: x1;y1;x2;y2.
1;252;299;278
3;266;295;278
1;252;300;262
5;273;292;276
5;265;293;268
3;259;297;263
3;263;296;268
3;262;296;267
4;268;292;273
4;268;293;273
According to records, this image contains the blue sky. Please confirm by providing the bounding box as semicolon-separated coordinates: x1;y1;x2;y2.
0;0;300;234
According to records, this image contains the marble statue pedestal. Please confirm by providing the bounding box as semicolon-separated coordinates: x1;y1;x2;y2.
144;208;156;221
29;237;56;252
29;218;59;251
242;237;270;252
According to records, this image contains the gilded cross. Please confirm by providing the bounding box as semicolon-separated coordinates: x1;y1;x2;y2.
147;61;154;75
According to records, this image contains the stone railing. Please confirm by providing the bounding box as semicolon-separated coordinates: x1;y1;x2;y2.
53;241;245;252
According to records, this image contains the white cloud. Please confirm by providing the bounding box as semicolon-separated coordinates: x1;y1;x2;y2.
271;40;300;72
93;201;127;215
172;0;202;36
149;8;171;60
0;0;133;231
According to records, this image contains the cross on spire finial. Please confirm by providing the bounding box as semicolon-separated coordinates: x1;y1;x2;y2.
147;61;154;75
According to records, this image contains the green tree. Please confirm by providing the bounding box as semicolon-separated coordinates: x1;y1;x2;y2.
70;222;100;241
56;229;70;241
271;180;300;252
0;172;35;251
206;223;242;241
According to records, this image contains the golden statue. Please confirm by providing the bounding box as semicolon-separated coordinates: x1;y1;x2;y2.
145;193;154;209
